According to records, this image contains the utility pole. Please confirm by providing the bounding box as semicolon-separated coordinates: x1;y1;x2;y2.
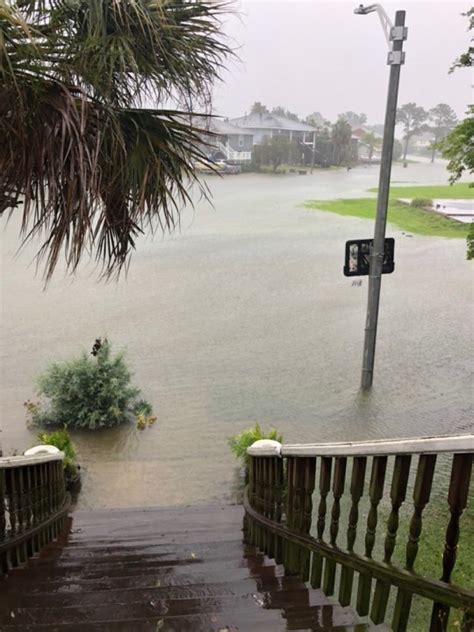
310;132;316;174
355;6;407;390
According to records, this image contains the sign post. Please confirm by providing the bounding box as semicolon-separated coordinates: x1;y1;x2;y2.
354;7;407;390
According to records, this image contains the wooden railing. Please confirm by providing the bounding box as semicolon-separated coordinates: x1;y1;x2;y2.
244;435;474;631
0;452;70;575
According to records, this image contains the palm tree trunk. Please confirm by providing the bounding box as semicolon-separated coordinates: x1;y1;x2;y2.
403;136;409;168
431;133;438;163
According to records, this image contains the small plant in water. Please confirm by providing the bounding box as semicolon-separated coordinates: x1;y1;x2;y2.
24;399;41;427
229;423;282;467
133;400;157;430
37;429;78;479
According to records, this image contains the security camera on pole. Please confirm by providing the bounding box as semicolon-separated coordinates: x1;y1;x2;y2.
354;5;407;390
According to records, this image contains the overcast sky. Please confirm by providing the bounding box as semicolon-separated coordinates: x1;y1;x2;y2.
212;1;472;125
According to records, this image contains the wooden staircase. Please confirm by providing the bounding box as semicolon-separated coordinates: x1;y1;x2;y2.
0;505;367;632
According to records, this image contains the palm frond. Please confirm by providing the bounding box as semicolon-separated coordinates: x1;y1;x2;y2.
0;0;234;278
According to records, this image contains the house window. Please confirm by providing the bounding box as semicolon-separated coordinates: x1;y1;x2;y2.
238;135;244;147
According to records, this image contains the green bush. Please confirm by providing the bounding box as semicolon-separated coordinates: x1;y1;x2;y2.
30;339;153;430
229;423;282;466
410;197;433;208
37;429;77;477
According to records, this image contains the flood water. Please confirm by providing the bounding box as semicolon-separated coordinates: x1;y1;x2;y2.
1;163;473;508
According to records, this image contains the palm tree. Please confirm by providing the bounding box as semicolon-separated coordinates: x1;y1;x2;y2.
396;103;428;168
0;1;232;278
362;131;381;162
428;104;457;163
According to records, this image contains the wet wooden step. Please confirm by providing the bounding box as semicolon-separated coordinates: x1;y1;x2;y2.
0;593;348;626
0;576;319;608
3;555;282;585
0;504;364;631
18;540;261;568
0;560;288;594
0;618;371;632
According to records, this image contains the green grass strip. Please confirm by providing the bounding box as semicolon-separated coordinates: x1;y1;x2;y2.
304;198;469;238
369;182;473;200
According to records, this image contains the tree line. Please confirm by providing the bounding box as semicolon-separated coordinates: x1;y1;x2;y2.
248;100;460;165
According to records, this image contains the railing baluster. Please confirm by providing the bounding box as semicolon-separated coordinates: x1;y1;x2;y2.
392;453;437;631
253;457;260;549
39;463;47;547
430;453;473;631
339;456;367;607
17;468;28;563
248;456;256;508
260;458;267;554
0;468;6;574
6;468;20;567
356;455;387;617
263;457;271;555
372;454;411;624
299;457;316;581
6;468;18;536
286;456;305;574
273;456;284;564
25;466;34;555
257;458;265;550
267;458;274;556
32;463;41;553
285;456;295;571
246;456;255;545
310;456;332;589
293;458;305;575
323;456;347;596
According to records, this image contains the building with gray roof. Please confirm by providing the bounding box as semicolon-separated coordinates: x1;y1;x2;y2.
229;112;317;145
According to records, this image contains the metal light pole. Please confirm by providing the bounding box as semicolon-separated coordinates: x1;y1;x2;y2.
354;5;407;390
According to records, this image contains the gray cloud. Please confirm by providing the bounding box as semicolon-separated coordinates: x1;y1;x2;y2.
213;1;472;124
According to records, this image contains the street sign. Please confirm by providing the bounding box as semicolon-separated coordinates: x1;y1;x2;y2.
344;238;395;277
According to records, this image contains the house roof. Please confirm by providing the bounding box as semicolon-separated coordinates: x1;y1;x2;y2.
209;119;253;136
351;126;383;139
229;112;316;132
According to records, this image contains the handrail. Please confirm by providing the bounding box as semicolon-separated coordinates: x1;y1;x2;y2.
1;451;70;575
244;489;474;612
0;452;64;468
247;434;474;458
244;434;474;631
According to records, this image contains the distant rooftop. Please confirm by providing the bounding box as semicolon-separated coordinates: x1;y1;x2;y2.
351;126;383;139
229;112;317;132
209;119;253;136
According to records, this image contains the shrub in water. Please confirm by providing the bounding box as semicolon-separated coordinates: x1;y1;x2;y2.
410;197;433;208
30;339;153;430
229;423;282;466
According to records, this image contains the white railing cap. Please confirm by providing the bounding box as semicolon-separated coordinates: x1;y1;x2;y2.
0;451;65;469
247;440;282;457
281;434;474;458
24;445;61;457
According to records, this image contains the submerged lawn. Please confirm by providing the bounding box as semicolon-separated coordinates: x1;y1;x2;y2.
304;198;469;238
